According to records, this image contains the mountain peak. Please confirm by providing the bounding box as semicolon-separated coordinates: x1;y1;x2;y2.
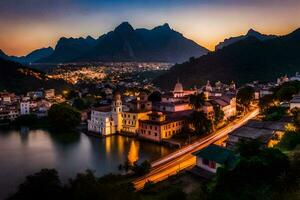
153;23;172;32
162;23;171;29
246;29;261;36
114;22;134;33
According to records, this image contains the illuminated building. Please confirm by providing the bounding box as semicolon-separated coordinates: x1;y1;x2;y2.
138;111;191;142
87;91;123;136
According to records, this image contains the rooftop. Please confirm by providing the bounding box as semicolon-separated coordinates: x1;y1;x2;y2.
192;144;237;169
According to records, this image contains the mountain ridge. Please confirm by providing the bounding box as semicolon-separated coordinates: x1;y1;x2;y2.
38;22;209;63
215;29;277;50
154;28;300;90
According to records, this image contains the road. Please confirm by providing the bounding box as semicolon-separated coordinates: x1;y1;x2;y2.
133;108;259;190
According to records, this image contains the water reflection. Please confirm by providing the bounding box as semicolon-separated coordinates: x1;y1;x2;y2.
127;140;139;165
0;129;173;199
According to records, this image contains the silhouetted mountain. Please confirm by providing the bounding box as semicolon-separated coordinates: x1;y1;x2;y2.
0;57;69;94
215;29;276;50
37;36;96;63
0;49;9;60
10;47;54;63
39;22;209;63
154;28;300;90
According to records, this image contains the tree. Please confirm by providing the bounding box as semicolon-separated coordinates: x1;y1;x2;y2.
148;91;161;103
275;85;297;102
190;111;213;134
237;86;255;111
48;103;81;131
213;104;225;126
131;160;151;176
210;148;289;200
236;139;261;158
291;108;300;130
7;169;64;200
66;170;103;200
73;98;87;110
259;94;275;113
189;93;206;111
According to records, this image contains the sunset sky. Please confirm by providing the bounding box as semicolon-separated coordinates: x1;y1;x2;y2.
1;0;300;56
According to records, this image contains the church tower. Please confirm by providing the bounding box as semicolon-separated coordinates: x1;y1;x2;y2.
112;90;123;132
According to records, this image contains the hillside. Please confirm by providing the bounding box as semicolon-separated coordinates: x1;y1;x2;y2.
215;29;276;50
154;28;300;90
0;58;69;94
38;22;209;63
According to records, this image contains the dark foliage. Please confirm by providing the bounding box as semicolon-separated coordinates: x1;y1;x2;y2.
48;103;81;131
154;29;300;90
0;58;70;94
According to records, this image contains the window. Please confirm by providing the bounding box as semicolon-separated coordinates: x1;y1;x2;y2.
202;159;209;166
209;161;216;169
155;133;157;136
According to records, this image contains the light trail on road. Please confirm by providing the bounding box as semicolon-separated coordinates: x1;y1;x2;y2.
133;108;259;190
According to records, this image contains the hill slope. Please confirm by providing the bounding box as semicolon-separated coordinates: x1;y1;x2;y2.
0;58;69;94
38;22;209;64
215;29;276;50
154;28;300;90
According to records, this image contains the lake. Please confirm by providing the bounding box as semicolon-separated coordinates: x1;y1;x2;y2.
0;129;173;199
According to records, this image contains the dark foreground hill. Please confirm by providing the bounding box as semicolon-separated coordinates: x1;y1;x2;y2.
38;22;209;63
154;28;300;90
0;58;69;94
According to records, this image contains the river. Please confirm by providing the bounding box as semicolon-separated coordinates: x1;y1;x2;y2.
0;129;173;199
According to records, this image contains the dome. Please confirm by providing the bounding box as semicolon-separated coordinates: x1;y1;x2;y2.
173;80;183;93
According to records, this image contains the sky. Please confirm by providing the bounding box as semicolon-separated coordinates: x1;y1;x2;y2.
1;0;300;56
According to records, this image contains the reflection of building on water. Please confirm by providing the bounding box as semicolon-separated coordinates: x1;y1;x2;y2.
19;127;30;144
105;136;112;155
127;140;139;165
117;136;124;157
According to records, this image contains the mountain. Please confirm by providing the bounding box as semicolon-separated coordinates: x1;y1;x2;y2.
37;36;96;63
10;47;54;63
0;49;10;60
38;22;209;63
215;29;276;50
0;47;54;64
0;57;69;94
154;28;300;90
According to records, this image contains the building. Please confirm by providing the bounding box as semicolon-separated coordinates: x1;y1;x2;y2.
88;91;123;136
0;106;19;121
138;111;191;142
209;95;237;120
192;144;237;174
127;92;152;111
226;120;286;149
172;79;196;98
290;72;300;81
122;111;151;135
277;75;289;85
20;101;30;115
153;101;191;113
290;94;300;109
44;89;55;99
88;106;117;136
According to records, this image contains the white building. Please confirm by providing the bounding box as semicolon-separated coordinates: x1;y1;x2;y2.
88;91;123;136
20;101;30;115
290;94;300;109
290;72;300;81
